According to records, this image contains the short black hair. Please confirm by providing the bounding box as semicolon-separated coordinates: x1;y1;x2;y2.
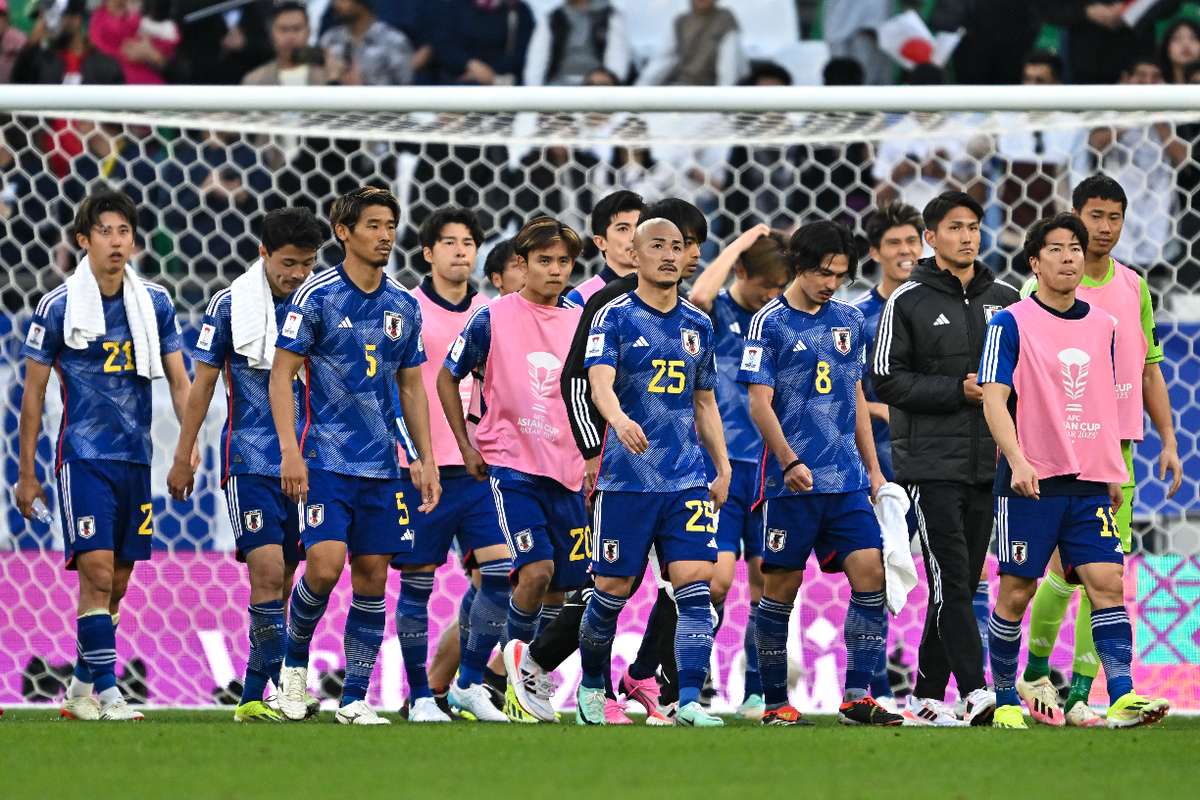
1024;212;1089;267
271;0;308;19
484;238;516;279
788;220;858;280
742;59;793;86
261;207;325;253
73;187;137;241
1072;174;1128;214
1023;49;1063;81
418;206;485;250
823;57;864;87
639;198;707;244
590;190;645;239
1122;52;1161;77
923;191;983;231
865;201;924;249
329;186;399;244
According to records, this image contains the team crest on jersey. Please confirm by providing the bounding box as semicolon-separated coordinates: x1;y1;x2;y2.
1012;541;1028;565
243;509;263;533
384;311;404;341
983;305;1002;322
306;504;324;527
77;516;96;540
832;327;852;355
766;528;787;553
514;529;534;553
681;328;701;356
602;539;620;562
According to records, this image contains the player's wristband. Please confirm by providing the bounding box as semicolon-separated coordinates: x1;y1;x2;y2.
783;459;803;476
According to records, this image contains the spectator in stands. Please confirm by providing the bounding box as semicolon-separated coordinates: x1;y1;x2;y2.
0;1;28;84
243;1;327;85
426;0;536;86
173;0;273;85
822;56;864;86
1159;17;1200;84
638;0;745;86
823;0;890;85
524;1;631;86
1087;54;1188;269
320;0;414;86
88;0;178;85
930;0;1041;85
990;51;1084;258
1042;0;1182;84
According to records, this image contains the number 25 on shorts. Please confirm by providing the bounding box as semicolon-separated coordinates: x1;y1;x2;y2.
685;500;716;533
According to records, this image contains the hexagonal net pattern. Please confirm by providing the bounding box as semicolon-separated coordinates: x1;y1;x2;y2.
0;107;1197;711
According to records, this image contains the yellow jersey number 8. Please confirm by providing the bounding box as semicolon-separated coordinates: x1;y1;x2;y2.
814;360;832;394
648;359;686;394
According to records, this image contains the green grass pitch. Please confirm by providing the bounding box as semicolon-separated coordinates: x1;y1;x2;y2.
2;709;1198;799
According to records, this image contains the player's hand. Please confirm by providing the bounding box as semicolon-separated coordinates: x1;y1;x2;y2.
462;446;488;481
1010;459;1040;500
708;470;731;511
962;373;983;405
584;455;600;495
1108;482;1124;514
784;462;813;493
868;468;886;501
409;457;424;489
613;415;650;455
166;456;195;501
280;449;308;504
418;462;441;513
190;442;201;471
1159;445;1183;498
14;473;48;520
731;223;771;254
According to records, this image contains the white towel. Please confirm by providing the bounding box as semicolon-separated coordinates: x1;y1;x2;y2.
229;259;277;370
63;256;163;380
875;481;919;615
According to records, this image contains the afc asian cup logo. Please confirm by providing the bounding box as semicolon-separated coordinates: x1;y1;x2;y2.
681;328;701;356
526;351;562;414
983;305;1002;322
384;311;403;341
1057;347;1090;413
1012;541;1028;565
832;327;852;355
513;529;534;553
766;528;787;553
243;509;263;533
602;539;620;562
77;516;96;540
306;504;325;527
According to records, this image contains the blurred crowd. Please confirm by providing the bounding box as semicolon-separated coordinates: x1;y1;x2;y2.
4;0;1200;313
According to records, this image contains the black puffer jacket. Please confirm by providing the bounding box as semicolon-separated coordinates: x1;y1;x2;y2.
869;259;1019;485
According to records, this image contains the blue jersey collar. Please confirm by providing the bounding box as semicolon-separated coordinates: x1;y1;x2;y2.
419;275;477;312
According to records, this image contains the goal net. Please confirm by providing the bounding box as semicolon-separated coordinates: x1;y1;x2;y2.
0;86;1197;712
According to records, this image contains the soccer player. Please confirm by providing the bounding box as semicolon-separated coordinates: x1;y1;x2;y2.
852;202;937;716
392;207;511;724
166;207;325;723
505;198;709;727
483;237;525;295
1015;176;1182;727
15;188;192;722
738;220;901;727
565;189;644;305
871;191;1017;727
686;222;790;719
980;212;1169;730
270;187;440;725
438;216;588;723
577;216;731;727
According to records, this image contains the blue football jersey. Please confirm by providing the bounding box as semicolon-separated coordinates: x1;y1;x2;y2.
737;296;867;497
851;287;893;479
585;292;717;493
192;289;304;481
21;281;183;470
276;265;426;479
708;289;762;466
